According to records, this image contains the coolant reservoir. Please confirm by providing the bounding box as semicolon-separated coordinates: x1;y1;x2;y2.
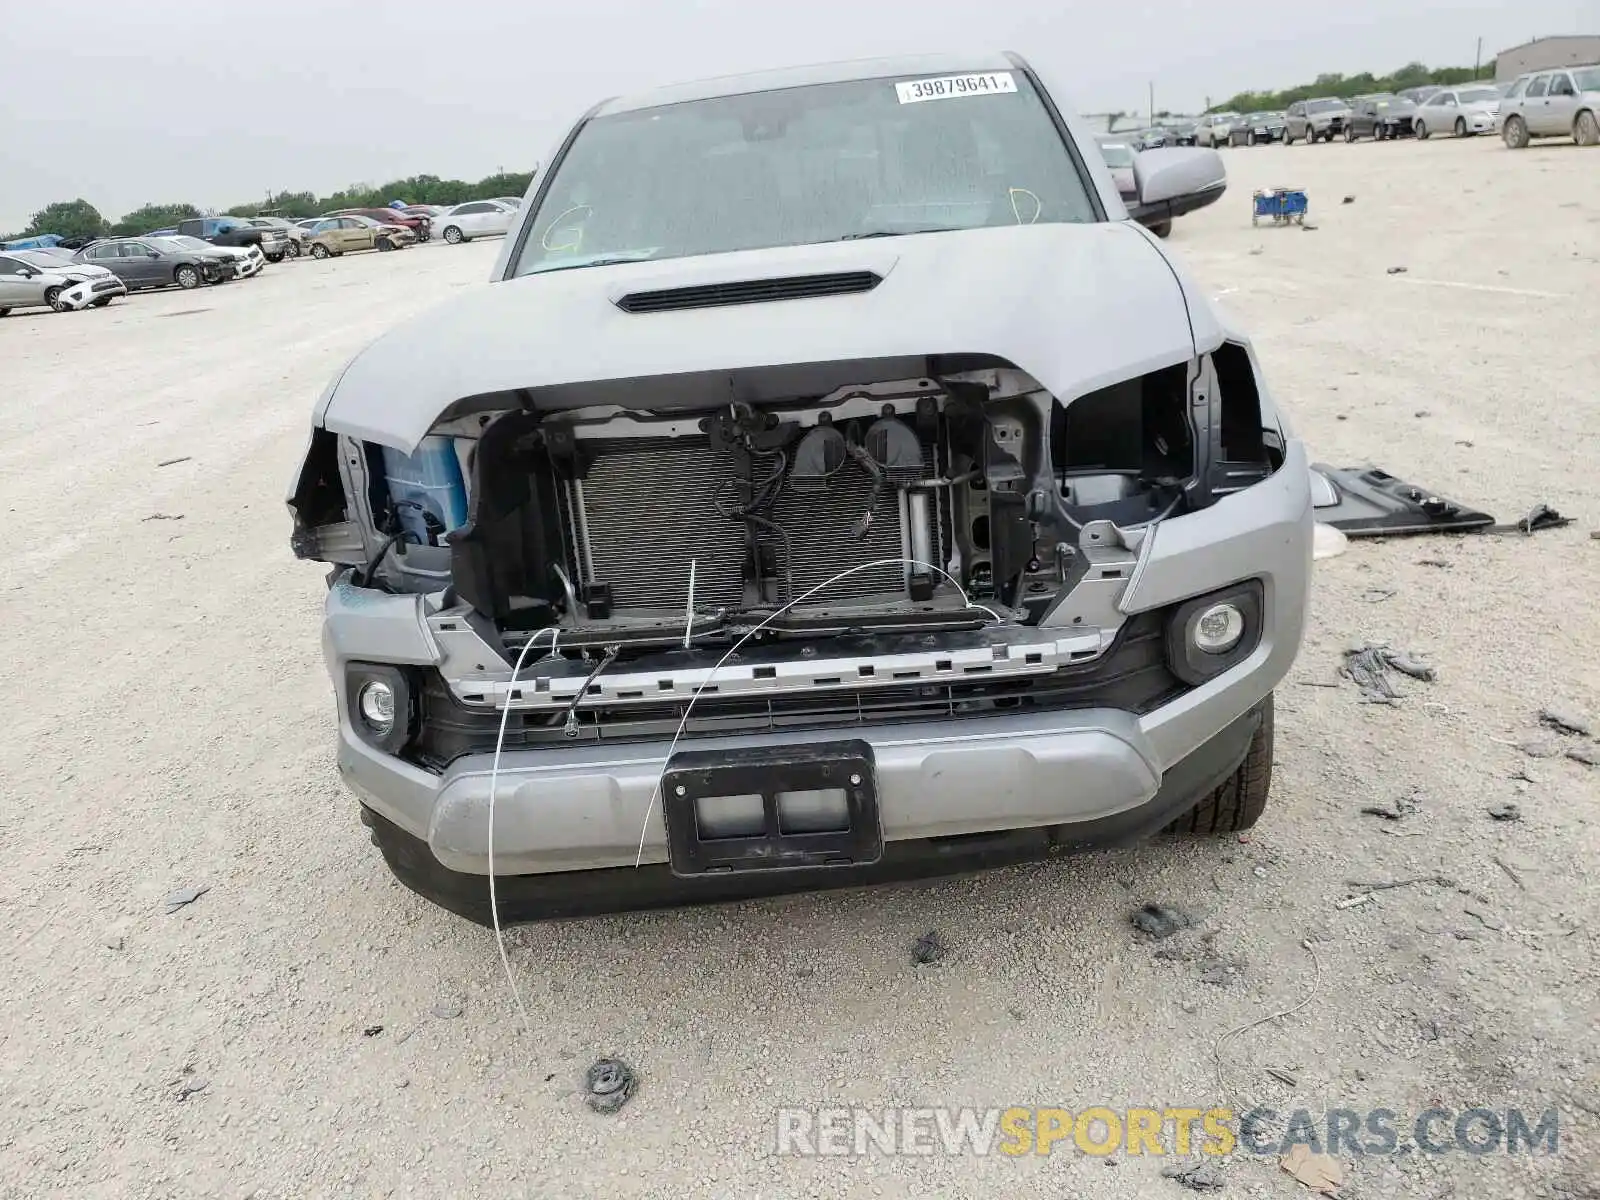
381;436;469;546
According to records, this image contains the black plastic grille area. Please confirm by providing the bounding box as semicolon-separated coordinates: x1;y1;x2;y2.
614;272;882;313
408;610;1186;768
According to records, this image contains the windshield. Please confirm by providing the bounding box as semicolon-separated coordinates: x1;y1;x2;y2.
1456;87;1499;103
15;250;76;270
512;70;1097;276
1573;68;1600;91
1306;100;1342;112
162;236;216;252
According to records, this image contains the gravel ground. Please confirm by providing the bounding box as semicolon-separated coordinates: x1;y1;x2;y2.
3;136;1597;1200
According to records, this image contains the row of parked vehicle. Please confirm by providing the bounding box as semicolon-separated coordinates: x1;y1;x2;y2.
0;197;525;316
1123;63;1599;153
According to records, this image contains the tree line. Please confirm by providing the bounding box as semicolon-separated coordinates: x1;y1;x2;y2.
4;170;535;243
1210;59;1494;113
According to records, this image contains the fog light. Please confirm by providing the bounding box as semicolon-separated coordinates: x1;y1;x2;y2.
1193;603;1245;654
357;680;395;733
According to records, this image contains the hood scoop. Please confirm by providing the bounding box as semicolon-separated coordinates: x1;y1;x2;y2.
615;270;882;314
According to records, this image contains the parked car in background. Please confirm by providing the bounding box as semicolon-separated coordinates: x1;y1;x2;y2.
1346;95;1418;140
176;216;291;262
0;249;127;315
242;217;307;258
1284;97;1351;142
490;196;523;208
433;200;518;244
1093;136;1137;201
306;215;417;258
1195;112;1240;147
0;233;68;252
155;235;265;278
329;208;432;243
1230;111;1286;145
72;238;235;289
1498;64;1600;148
1413;85;1502;138
1163;120;1199;146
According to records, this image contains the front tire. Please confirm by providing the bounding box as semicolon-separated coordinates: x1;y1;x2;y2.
1149;220;1172;239
285;241;302;259
175;265;201;289
376;237;393;251
1346;125;1357;142
310;243;330;259
1454;117;1467;138
1164;695;1275;834
1503;115;1529;149
44;286;70;312
1415;119;1429;140
1576;110;1599;146
442;225;464;244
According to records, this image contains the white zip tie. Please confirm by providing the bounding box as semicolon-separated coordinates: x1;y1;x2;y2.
487;624;560;1030
683;558;697;650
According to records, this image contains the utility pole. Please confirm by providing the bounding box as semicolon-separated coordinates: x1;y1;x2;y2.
1474;37;1482;78
1149;80;1155;124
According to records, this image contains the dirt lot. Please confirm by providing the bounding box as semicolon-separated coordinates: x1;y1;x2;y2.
3;136;1597;1200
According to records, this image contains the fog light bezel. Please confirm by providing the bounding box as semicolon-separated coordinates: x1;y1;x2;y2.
345;663;415;755
1165;580;1265;686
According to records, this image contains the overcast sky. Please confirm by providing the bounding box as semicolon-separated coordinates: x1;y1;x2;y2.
2;0;1594;230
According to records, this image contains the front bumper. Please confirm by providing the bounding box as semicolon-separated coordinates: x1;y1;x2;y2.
324;440;1313;879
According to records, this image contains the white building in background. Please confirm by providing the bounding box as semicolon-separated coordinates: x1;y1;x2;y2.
1495;35;1600;81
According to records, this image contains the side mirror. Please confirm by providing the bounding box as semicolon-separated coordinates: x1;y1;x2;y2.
1133;146;1226;209
148;251;160;258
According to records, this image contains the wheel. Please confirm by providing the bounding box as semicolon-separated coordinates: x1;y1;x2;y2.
1415;119;1429;140
1149;220;1172;239
44;286;71;312
265;252;283;264
1454;117;1467;138
310;242;330;259
175;264;201;289
1345;125;1357;142
1576;110;1599;146
0;307;11;318
376;237;393;251
285;241;302;259
442;225;464;244
1247;130;1257;146
1164;695;1275;835
1503;115;1529;149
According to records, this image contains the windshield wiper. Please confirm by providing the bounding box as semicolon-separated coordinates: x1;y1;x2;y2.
837;227;966;241
525;250;660;274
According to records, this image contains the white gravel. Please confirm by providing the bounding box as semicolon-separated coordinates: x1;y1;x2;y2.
2;137;1597;1199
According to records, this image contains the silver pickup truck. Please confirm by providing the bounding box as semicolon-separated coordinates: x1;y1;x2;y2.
289;51;1311;925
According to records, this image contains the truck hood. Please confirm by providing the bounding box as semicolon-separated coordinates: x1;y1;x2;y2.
318;221;1209;452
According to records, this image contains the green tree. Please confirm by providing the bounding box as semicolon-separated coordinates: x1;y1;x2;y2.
1212;58;1494;112
22;199;107;241
111;202;202;236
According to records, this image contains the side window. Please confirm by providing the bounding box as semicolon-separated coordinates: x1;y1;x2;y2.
1288;103;1301;116
124;241;150;256
1440;93;1457;106
1505;78;1527;98
340;218;361;230
456;202;487;215
1526;76;1549;98
0;257;21;275
1550;74;1575;97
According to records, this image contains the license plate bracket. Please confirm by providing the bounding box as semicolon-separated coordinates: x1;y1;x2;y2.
661;740;882;877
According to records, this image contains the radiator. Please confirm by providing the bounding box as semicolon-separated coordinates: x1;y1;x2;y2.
564;436;934;614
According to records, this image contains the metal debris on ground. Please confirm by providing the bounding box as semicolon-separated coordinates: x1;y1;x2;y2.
1386;266;1408;274
175;1077;209;1101
1487;802;1522;822
1132;904;1190;940
1516;504;1573;534
1346;874;1457;893
1539;708;1593;737
1417;557;1450;568
911;931;947;965
1361;788;1421;821
162;885;209;914
1361;588;1397;603
156;455;192;468
1342;195;1356;204
584;1058;637;1114
140;512;185;522
1161;1161;1226;1192
363;1025;384;1037
1266;1067;1299;1087
1493;856;1527;890
1340;642;1435;703
1336;893;1375;910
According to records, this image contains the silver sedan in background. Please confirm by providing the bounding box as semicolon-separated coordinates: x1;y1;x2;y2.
433;199;518;244
1414;85;1501;138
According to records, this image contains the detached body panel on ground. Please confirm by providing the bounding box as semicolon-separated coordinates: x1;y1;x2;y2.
289;50;1311;923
